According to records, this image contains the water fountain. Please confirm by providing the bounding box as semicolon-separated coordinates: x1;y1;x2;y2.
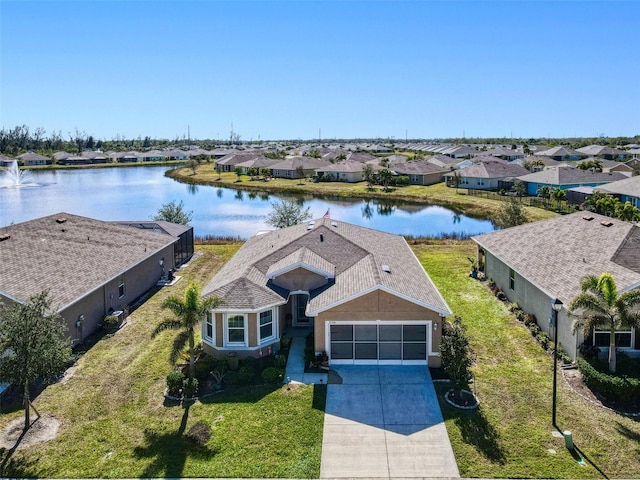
1;160;38;187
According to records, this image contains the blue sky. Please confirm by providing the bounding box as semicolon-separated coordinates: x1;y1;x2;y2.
1;1;638;141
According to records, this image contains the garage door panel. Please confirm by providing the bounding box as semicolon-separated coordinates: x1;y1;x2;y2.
379;342;402;360
331;342;353;359
331;324;353;341
379;325;402;341
403;325;427;341
355;342;378;359
403;343;427;360
355;325;377;341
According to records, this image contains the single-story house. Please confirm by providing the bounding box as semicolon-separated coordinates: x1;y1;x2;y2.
270;157;331;179
535;146;584;161
472;212;640;360
443;158;529;190
485;147;524;161
576;145;628;160
315;160;377;183
573;158;634;176
517;166;628;196
201;218;452;366
0;213;191;344
0;154;15;167
16;151;52;166
390;161;449;186
426;153;462;169
215;152;265;172
234;157;281;174
595;175;640;208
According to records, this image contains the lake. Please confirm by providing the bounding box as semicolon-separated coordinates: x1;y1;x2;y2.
0;166;495;238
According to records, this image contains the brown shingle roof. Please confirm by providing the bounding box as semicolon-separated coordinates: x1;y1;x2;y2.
0;213;177;311
472;212;640;304
203;219;451;315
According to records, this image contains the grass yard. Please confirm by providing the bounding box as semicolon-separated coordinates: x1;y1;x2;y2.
415;241;640;479
169;165;557;223
0;245;325;478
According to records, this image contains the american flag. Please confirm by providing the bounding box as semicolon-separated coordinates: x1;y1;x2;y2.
323;209;330;219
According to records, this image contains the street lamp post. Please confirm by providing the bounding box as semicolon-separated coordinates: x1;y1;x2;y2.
551;297;563;427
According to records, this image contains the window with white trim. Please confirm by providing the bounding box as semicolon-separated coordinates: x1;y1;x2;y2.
227;315;246;345
593;329;632;349
259;309;275;343
204;312;214;342
509;269;515;291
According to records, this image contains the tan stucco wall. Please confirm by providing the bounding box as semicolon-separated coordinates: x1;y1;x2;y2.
215;313;224;347
314;289;443;366
273;267;329;292
483;249;580;358
248;312;257;347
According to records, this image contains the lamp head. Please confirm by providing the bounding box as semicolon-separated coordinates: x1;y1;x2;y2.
551;298;563;312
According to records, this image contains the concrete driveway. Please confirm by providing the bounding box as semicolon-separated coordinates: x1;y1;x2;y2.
320;365;460;479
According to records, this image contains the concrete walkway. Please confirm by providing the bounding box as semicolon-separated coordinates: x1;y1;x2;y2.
283;328;328;385
320;365;460;479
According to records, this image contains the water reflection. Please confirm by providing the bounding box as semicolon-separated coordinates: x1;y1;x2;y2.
0;166;496;239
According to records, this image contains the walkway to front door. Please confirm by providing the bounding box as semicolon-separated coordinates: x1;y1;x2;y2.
320;365;460;479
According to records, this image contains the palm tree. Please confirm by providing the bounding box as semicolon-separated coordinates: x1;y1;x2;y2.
569;272;640;373
155;283;223;380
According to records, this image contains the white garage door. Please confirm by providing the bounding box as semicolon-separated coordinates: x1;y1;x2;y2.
328;322;431;365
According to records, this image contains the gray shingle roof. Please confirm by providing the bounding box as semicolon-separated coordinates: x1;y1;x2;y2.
595;175;640;198
444;159;529;179
0;213;178;311
266;246;335;278
203;219;451;315
517;167;627;185
472;212;640;305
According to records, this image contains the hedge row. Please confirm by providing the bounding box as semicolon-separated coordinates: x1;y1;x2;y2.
577;357;640;402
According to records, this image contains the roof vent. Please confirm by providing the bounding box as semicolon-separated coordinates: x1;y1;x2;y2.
56;217;67;224
382;264;391;273
331;221;338;227
0;234;10;242
582;215;594;221
600;220;613;227
307;225;313;230
309;221;315;225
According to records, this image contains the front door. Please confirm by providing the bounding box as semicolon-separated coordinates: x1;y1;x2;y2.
293;294;313;326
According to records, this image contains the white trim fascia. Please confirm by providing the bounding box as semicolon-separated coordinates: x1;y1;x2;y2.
0;290;26;305
621;280;640;294
307;285;452;317
267;261;334;280
211;301;286;314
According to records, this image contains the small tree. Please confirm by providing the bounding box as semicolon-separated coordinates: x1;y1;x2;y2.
494;199;528;229
154;284;223;381
377;169;393;191
569;273;640;373
0;291;72;431
363;163;374;189
153;199;192;225
265;199;312;228
440;317;475;397
550;188;567;210
186;158;199;175
234;166;243;181
537;185;551;206
295;165;305;184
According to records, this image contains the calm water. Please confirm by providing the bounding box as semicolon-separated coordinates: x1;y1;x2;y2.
0;166;495;238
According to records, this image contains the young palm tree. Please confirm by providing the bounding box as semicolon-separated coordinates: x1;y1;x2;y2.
155;283;223;380
569;272;640;373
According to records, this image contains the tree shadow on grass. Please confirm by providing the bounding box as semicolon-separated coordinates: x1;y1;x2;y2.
615;421;640;441
452;406;506;464
133;403;218;478
0;448;40;478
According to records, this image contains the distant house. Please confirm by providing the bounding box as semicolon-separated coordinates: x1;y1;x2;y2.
215;152;265;172
472;212;640;360
270;156;331;179
140;150;167;162
16;151;52;166
315;160;374;183
0;213;190;344
440;145;478;158
234;157;281;174
535;146;583;161
485;147;524;161
573;158;633;176
443;158;529;190
517;166;628;196
576;145;628;160
391;161;449;186
201;218;451;366
595;175;640;207
426;154;461;169
0;154;15;167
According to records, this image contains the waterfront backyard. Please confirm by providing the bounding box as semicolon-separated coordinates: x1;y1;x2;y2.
0;242;638;478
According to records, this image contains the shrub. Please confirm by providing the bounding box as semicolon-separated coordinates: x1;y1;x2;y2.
508;302;520;313
183;377;199;397
440;316;475;391
237;365;255;385
103;315;120;330
528;323;540;335
496;290;507;302
515;310;526;322
487;278;496;289
261;367;285;384
166;371;185;396
224;370;240;385
273;354;287;367
536;332;550;350
186;421;211;446
194;354;218;381
524;314;537;326
577;357;640;402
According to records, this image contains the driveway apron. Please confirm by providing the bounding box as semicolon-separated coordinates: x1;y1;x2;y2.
320;365;460;479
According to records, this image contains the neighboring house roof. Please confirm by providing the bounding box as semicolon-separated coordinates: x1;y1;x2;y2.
81;151;109;160
270;156;331;171
426;154;460;167
444;159;529;179
202;219;452;316
472;212;640;305
391;161;449;175
535;146;582;157
53;151;73;161
517;167;627;185
576;145;627;157
234;157;281;169
574;158;633;172
0;213;179;312
115;220;192;238
15;151;50;161
216;152;264;166
315;160;370;174
595;175;640;198
346;152;378;163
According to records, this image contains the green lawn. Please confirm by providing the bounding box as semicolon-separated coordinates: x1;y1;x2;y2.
0;245;325;478
416;241;640;479
170;165;557;223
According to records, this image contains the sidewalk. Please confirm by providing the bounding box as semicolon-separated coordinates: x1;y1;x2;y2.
283;328;328;385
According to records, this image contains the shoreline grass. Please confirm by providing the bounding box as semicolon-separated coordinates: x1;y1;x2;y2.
168;164;558;223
